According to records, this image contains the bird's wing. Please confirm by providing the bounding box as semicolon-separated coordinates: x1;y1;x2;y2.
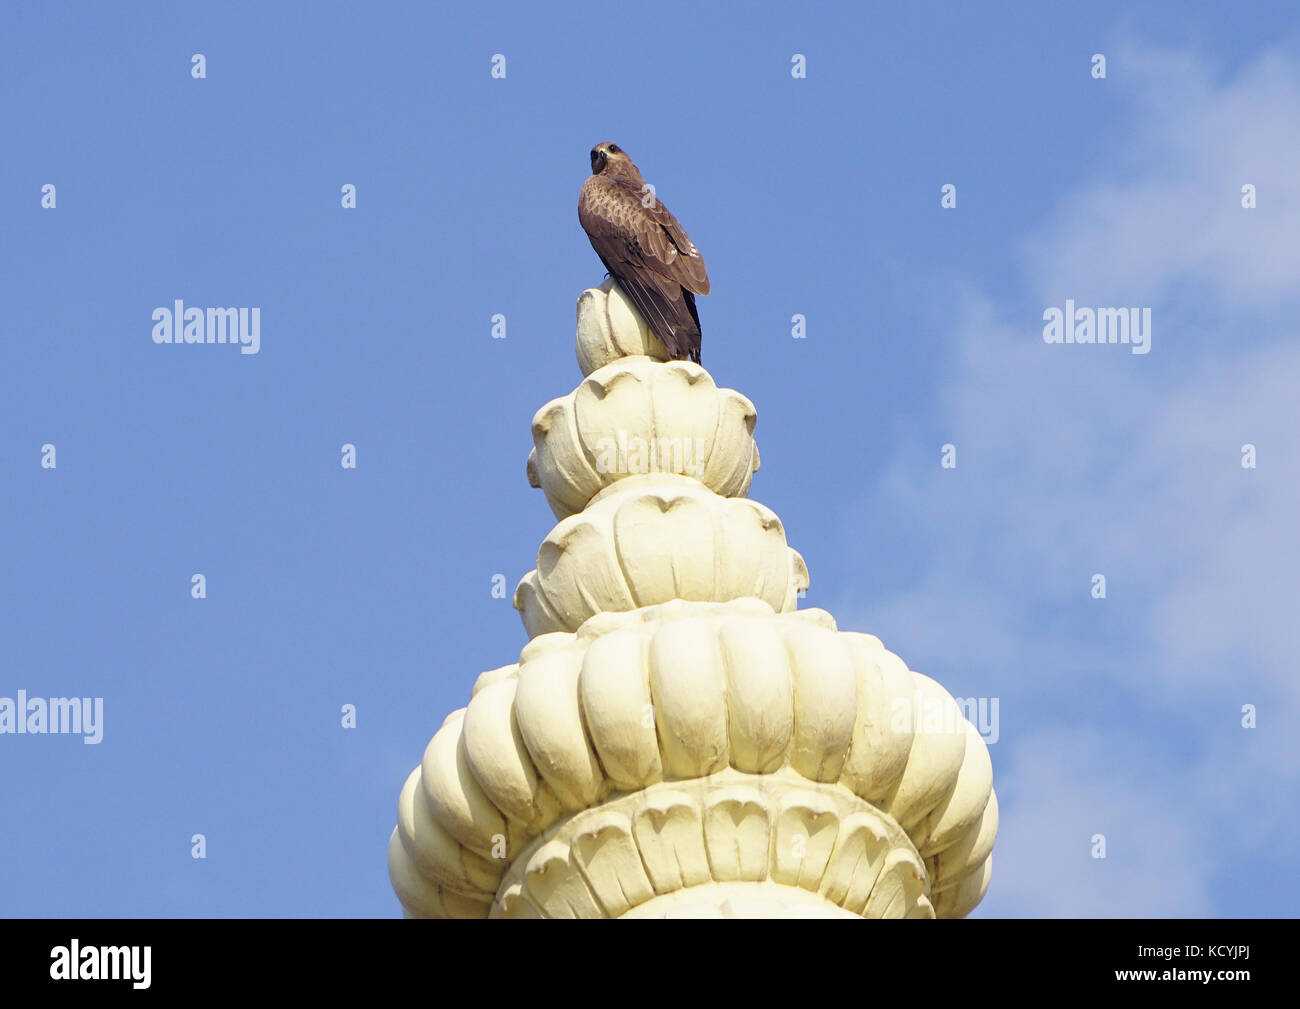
580;176;710;296
641;192;710;296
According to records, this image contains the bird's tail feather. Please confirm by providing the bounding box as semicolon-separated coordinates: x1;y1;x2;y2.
613;275;702;363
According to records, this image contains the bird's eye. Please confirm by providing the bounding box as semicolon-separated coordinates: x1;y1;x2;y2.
607;145;618;154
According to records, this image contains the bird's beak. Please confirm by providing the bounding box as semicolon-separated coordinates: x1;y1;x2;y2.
591;149;607;173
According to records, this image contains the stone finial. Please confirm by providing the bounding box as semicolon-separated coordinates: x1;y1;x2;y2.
388;287;997;918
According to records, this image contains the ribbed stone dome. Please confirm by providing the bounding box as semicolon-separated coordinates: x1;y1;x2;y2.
389;286;997;919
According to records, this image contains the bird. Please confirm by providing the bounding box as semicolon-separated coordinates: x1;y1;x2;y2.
578;142;710;363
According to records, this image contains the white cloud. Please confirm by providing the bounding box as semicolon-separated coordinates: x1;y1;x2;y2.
840;40;1300;916
976;729;1215;918
1027;42;1300;308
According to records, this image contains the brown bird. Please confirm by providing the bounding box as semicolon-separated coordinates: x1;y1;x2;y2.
578;142;710;363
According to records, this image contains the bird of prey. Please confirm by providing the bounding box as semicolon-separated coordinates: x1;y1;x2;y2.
578;142;710;363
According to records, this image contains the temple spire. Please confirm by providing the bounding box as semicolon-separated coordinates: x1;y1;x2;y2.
388;283;997;918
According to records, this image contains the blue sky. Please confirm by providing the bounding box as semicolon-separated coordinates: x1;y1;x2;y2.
3;1;1297;917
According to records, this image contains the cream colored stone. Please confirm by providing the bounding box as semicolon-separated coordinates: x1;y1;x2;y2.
513;480;807;637
624;881;861;918
578;630;662;790
479;771;936;918
513;648;604;811
396;769;498;896
918;719;996;857
820;810;893;912
526;356;760;520
842;634;916;803
928;790;998;892
387;827;448;918
460;678;552;831
389;290;996;918
470;663;518;697
392;599;996;918
523;841;604;918
718;620;795;774
882;672;969;837
571;811;657;916
650;619;731;779
632;791;712;892
575;280;670;375
704;786;770;881
772;791;840;889
932;853;993;919
865;848;928;918
782;622;858;782
419;714;498;853
387;828;493;920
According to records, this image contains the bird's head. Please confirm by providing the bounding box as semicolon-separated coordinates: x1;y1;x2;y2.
590;142;639;179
